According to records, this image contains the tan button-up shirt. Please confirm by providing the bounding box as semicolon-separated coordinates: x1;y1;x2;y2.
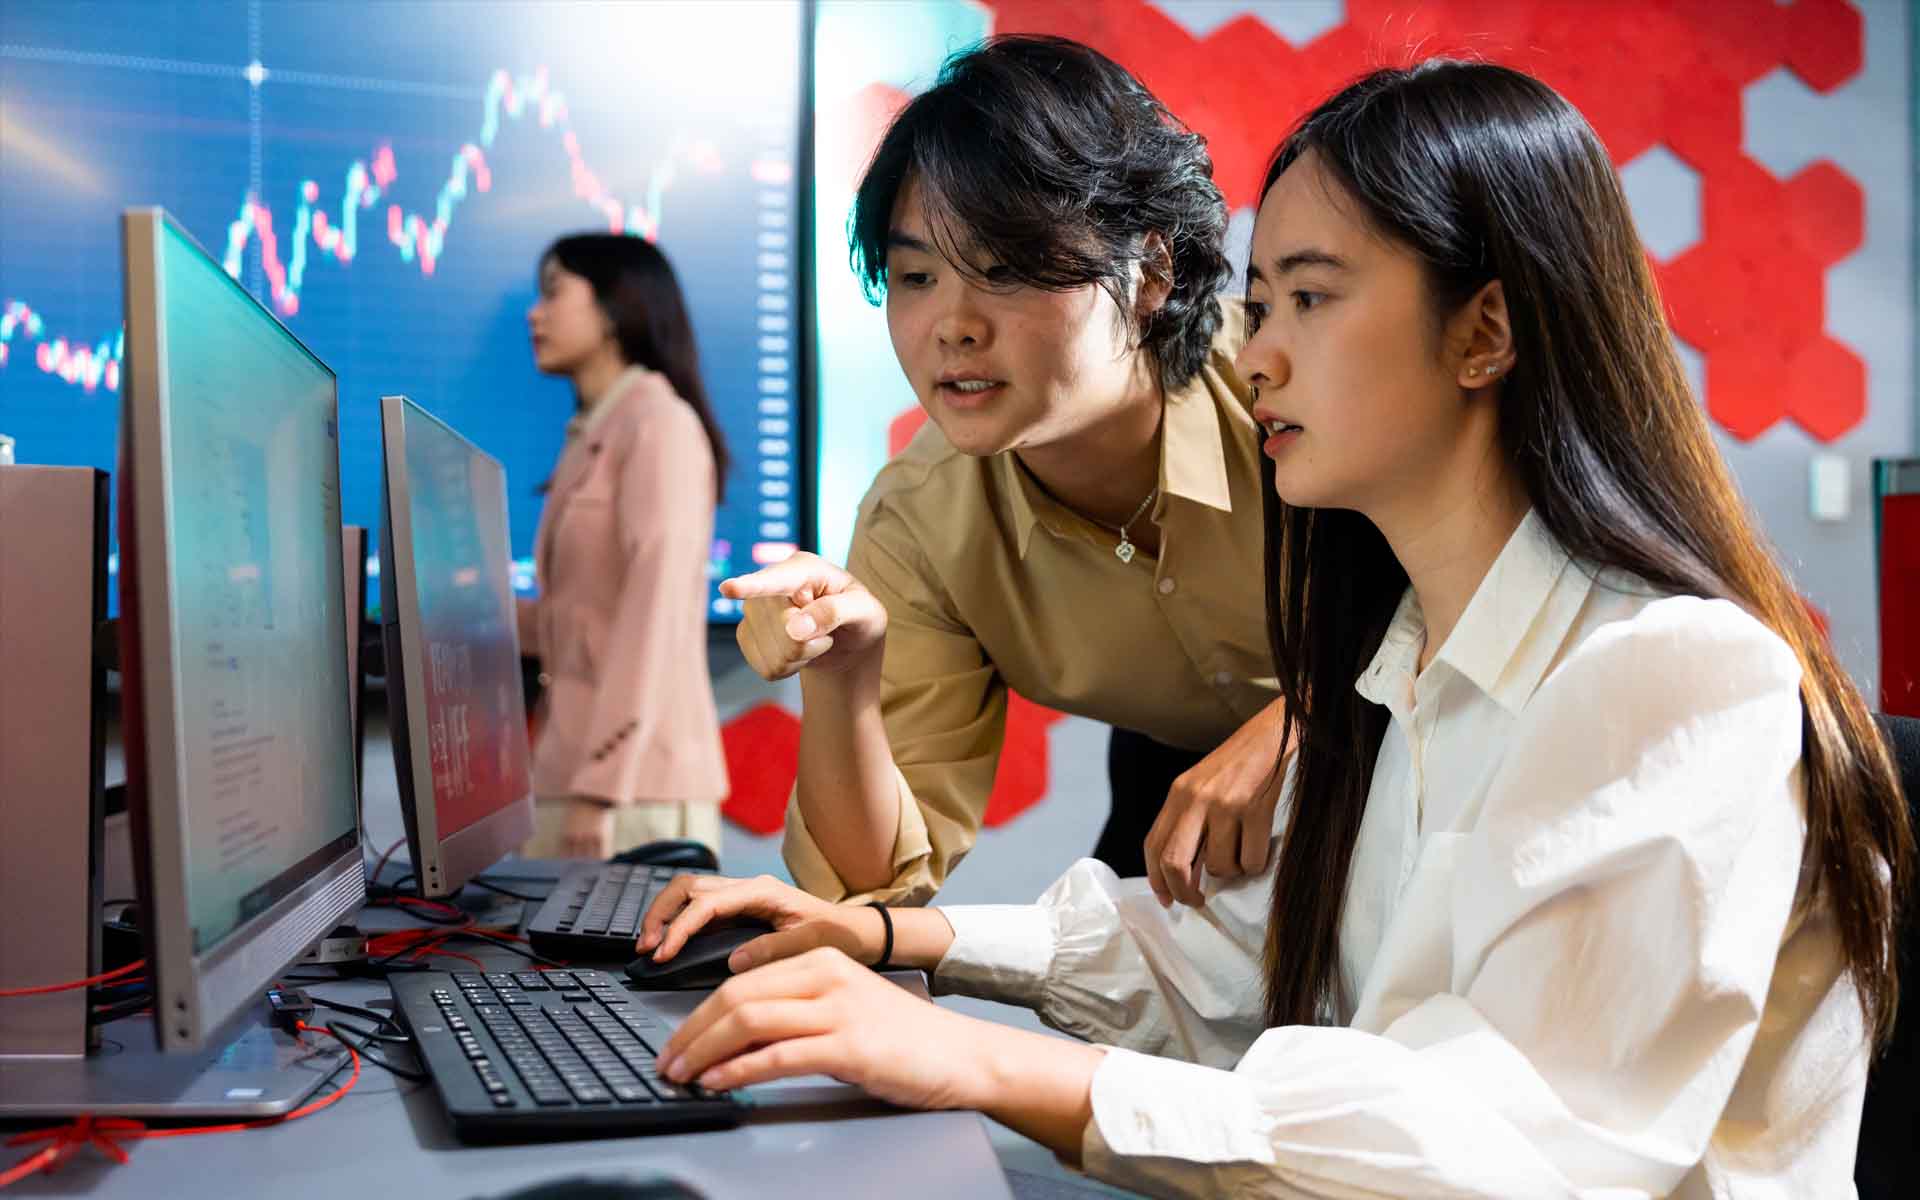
785;306;1276;903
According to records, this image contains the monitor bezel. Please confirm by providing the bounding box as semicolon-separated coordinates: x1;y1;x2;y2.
378;393;534;899
119;207;365;1052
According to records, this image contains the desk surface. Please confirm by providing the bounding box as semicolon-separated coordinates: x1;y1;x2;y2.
0;888;1015;1200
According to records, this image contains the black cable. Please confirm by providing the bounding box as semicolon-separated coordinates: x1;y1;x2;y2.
371;896;470;927
309;995;406;1034
324;1021;429;1082
449;930;568;968
88;994;154;1025
465;877;548;902
89;979;152;1000
364;943;434;973
326;1016;412;1045
279;957;437;985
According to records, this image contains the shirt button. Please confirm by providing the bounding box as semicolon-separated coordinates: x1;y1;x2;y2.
1213;671;1233;687
1157;577;1177;595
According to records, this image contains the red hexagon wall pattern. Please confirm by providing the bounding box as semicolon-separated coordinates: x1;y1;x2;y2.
988;0;1869;445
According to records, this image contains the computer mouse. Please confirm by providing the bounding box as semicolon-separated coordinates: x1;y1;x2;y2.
487;1173;708;1200
608;838;719;872
624;918;775;990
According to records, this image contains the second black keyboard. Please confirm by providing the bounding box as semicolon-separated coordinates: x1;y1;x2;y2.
525;862;713;961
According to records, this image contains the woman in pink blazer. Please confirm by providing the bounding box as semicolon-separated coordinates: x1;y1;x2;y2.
516;233;730;859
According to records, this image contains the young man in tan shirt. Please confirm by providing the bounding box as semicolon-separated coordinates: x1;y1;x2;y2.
727;36;1283;907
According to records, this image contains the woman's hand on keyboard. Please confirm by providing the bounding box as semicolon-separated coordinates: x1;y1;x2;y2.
656;946;1104;1159
637;873;887;971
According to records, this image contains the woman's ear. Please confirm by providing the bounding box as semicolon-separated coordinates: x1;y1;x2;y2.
1454;279;1515;389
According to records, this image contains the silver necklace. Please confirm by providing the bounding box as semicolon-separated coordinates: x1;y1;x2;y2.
1113;486;1159;564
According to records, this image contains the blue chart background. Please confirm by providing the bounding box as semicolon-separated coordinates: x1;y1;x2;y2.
0;0;806;619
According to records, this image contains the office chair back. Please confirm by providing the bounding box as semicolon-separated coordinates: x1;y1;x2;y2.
1857;713;1919;1199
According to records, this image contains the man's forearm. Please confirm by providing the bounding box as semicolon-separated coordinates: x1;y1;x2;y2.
795;660;905;894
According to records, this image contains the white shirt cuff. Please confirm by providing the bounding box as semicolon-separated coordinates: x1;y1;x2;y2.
929;904;1055;1006
1083;1046;1275;1168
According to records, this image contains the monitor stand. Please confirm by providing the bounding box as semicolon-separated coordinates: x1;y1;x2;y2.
0;995;349;1120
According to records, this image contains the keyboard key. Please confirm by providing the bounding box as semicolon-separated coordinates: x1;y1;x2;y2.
643;1074;696;1101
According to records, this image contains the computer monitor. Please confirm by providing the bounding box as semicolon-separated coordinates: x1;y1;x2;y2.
116;208;365;1053
378;394;534;898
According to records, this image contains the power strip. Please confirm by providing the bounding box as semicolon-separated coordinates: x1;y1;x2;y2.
299;924;368;965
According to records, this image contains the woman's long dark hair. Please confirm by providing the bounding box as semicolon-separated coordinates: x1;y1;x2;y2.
542;233;730;500
1258;61;1912;1048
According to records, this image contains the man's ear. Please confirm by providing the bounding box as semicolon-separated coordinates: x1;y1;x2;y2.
1136;231;1174;324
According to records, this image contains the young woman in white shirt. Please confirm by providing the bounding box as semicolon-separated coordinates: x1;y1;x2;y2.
632;60;1913;1197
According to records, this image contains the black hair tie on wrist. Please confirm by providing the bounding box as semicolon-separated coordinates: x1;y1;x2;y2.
867;901;894;971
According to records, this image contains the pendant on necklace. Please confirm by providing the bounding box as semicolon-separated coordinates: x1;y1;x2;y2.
1115;538;1136;564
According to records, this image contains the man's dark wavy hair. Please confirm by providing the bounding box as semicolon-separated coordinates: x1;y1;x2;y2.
850;35;1231;391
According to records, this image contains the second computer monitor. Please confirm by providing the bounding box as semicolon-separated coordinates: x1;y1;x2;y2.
379;395;534;898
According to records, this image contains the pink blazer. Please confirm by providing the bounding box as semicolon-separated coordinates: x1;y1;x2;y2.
520;370;729;806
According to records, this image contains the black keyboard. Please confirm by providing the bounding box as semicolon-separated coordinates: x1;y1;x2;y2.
525;862;714;961
390;968;744;1141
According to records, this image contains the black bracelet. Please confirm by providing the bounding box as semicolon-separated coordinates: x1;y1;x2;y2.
867;901;894;971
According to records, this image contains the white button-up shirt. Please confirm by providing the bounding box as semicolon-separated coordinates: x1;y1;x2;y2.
934;512;1863;1199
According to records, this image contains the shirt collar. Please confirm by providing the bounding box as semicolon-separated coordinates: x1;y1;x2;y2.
1000;361;1239;559
565;365;648;443
1159;365;1235;513
1355;588;1427;710
1356;510;1591;715
1003;453;1048;559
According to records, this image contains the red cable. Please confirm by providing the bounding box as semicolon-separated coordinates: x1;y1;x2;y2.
0;1024;360;1189
0;1147;62;1189
414;946;484;970
138;1022;361;1137
0;959;146;998
389;896;465;921
369;836;406;887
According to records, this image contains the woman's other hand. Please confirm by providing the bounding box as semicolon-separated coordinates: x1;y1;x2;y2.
639;873;881;972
